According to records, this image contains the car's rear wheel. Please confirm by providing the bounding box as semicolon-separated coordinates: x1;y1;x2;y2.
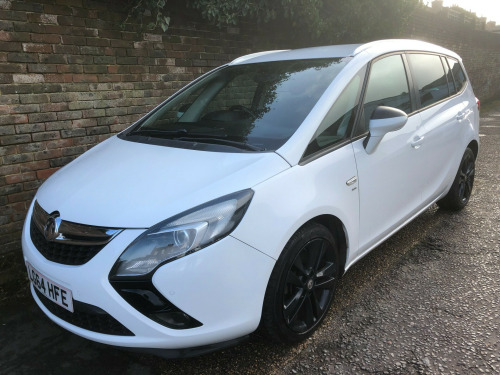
261;223;339;343
437;147;475;211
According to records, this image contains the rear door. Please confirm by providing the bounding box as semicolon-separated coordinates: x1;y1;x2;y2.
406;54;470;204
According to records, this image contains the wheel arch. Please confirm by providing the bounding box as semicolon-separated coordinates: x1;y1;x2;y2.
467;139;479;159
304;214;348;277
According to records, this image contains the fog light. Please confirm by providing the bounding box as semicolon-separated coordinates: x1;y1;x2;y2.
110;280;202;330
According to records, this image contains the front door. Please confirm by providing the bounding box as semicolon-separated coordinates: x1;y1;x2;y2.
352;54;425;258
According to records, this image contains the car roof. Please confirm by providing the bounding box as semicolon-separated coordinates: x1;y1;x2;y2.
229;39;460;65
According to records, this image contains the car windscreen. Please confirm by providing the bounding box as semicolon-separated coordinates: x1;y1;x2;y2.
126;58;348;152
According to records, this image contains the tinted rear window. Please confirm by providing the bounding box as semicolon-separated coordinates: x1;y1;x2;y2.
408;54;448;108
441;56;457;95
447;58;467;92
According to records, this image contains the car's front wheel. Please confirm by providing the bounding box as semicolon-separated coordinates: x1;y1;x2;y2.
437;147;476;211
261;223;339;343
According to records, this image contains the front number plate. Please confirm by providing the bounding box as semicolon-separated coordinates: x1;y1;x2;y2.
26;262;74;313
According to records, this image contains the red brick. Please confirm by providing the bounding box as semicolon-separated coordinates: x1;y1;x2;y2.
72;118;97;127
46;139;73;149
11;104;39;114
0;31;11;41
22;43;52;53
32;131;60;142
2;152;33;164
0;125;16;136
56;64;83;74
0;114;28;125
86;37;109;47
34;149;62;160
61;35;86;45
40;102;68;112
8;191;35;203
5;172;36;184
19;160;50;172
30;33;61;44
57;110;82;120
28;112;56;122
44;74;73;82
0;145;17;156
17;142;44;153
23;180;42;191
97;74;121;83
15;123;45;133
0;165;20;177
73;74;98;82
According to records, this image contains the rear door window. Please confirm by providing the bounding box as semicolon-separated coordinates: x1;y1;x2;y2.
441;56;457;95
407;54;449;108
447;58;467;93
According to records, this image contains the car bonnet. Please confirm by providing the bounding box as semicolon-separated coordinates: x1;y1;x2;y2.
34;136;290;228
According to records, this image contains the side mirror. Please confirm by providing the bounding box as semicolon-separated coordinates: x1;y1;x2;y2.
364;106;408;154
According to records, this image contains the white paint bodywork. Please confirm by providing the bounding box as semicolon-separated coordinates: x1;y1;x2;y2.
22;39;480;350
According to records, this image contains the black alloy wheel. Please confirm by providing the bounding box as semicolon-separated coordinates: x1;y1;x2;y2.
283;237;337;333
437;147;476;211
261;223;339;343
457;150;475;205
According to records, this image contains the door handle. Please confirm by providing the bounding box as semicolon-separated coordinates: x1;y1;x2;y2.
411;135;424;149
346;176;357;186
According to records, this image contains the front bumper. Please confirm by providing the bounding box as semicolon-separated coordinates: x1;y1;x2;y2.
22;203;275;349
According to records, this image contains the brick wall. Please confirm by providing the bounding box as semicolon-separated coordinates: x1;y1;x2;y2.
0;0;268;254
1;1;500;256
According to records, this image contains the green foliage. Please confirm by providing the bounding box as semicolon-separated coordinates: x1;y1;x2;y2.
320;0;420;43
190;0;323;32
122;0;419;42
123;0;171;32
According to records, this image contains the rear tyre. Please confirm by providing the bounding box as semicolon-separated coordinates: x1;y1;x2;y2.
437;148;475;211
261;223;339;343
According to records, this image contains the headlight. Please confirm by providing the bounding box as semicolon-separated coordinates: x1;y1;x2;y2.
110;189;254;278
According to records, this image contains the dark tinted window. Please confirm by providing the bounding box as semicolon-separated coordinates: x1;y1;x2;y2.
129;59;348;151
304;68;365;157
441;56;457;95
408;54;448;108
447;58;467;92
361;54;411;132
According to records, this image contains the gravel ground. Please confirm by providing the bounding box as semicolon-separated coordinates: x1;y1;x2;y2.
0;102;499;375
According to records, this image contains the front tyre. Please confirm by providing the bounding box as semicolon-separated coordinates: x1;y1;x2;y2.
437;147;475;211
261;223;339;343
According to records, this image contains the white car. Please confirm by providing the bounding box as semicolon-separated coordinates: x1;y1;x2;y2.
22;39;479;357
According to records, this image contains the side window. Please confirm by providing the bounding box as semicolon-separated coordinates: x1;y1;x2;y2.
408;54;448;108
447;58;467;92
360;54;411;133
441;56;457;95
304;68;365;157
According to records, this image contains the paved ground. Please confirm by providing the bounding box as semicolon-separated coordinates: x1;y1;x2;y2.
1;102;499;375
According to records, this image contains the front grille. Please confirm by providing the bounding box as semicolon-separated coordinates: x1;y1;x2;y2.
30;219;106;265
34;288;134;336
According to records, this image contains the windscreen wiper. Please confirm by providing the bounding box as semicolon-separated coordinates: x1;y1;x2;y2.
176;136;266;151
128;128;227;138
